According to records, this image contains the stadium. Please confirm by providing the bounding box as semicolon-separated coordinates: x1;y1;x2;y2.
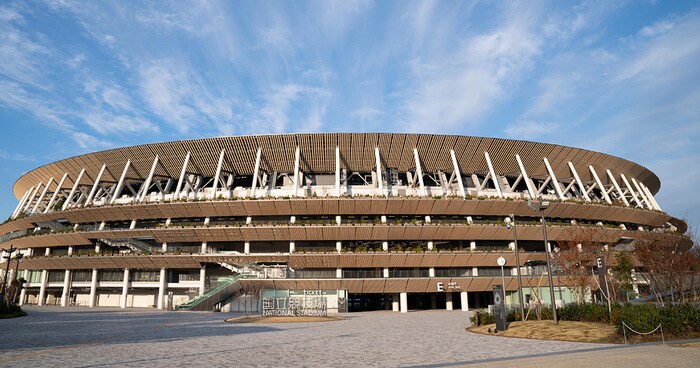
0;133;684;314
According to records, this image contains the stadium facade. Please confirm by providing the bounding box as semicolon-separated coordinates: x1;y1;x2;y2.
0;133;683;313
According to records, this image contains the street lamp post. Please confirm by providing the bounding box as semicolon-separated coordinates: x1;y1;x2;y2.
496;255;507;329
505;216;525;321
528;199;558;325
13;253;23;281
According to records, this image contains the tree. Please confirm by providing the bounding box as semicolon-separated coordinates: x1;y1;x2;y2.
556;226;599;304
635;231;696;304
615;251;635;302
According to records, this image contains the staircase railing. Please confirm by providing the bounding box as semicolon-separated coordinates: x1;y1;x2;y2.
175;273;257;311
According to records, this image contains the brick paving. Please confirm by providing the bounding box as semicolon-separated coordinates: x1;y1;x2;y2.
1;307;612;367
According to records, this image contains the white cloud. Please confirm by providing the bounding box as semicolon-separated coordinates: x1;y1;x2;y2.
0;149;32;161
401;3;542;131
139;60;234;134
70;131;114;151
504;121;559;140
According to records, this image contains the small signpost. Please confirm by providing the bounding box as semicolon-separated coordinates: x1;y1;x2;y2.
495;256;507;330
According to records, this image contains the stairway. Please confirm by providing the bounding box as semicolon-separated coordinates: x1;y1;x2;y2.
175;274;257;312
99;238;159;253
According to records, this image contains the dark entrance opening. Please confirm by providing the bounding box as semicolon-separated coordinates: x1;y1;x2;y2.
347;293;388;311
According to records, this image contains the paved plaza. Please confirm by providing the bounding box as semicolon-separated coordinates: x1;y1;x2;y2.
0;307;698;367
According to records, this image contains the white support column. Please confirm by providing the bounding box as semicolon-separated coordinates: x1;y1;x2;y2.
336;241;342;253
446;292;453;310
211;150;225;199
162;242;168;252
427;241;434;251
110;160;131;204
383;268;389;278
201;241;208;254
85;165;107;207
289;241;295;253
88;268;98;308
251;147;262;197
382;241;388;251
484;151;503;197
413;148;425;196
60;269;71;307
392;293;400;312
199;266;206;297
428;267;435;277
244;241;250;255
450;149;466;197
374;146;384;196
568;162;590;202
157;268;167;308
23;182;43;213
120;268;129;308
32;177;54;214
336;268;342;278
140;155;160;202
542;157;564;200
461;291;469;311
640;182;662;211
45;172;68;213
589;166;612;204
620;174;642;208
631;178;652;209
174;151;191;198
400;292;408;313
63;168;87;210
19;269;28;305
515;154;536;199
335;145;341;197
293;146;300;197
11;189;31;219
606;170;629;206
38;270;47;306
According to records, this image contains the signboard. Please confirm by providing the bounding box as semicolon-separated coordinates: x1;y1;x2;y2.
492;285;506;331
261;289;329;317
436;282;461;292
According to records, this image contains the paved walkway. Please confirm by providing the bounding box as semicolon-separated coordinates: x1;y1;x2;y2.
0;307;696;367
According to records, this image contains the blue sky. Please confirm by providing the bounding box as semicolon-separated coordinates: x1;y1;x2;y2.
1;1;699;231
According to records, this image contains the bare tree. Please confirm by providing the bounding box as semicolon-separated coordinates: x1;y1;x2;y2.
556;227;599;304
635;231;696;304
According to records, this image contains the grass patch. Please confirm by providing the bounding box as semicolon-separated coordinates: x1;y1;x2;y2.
225;315;346;323
468;320;620;343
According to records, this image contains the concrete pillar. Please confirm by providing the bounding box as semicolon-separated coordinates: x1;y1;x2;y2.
67;246;73;255
246;216;252;225
203;217;210;226
289;241;295;253
165;218;172;227
392;293;400;312
336;241;342;253
446;292;453;310
383;268;389;278
88;268;98;308
38;270;47;306
470;241;476;250
244;241;250;254
201;241;208;254
472;267;478;276
19;269;28;305
382;241;388;251
99;221;106;230
129;219;137;229
427;241;434;250
336;268;342;278
335;215;341;225
425;215;431;223
429;267;435;277
400;292;408;313
290;216;296;224
95;243;101;254
162;242;168;252
199;266;206;296
157;268;166;309
509;241;515;251
60;270;71;307
120;268;129;308
381;215;387;223
461;291;469;311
